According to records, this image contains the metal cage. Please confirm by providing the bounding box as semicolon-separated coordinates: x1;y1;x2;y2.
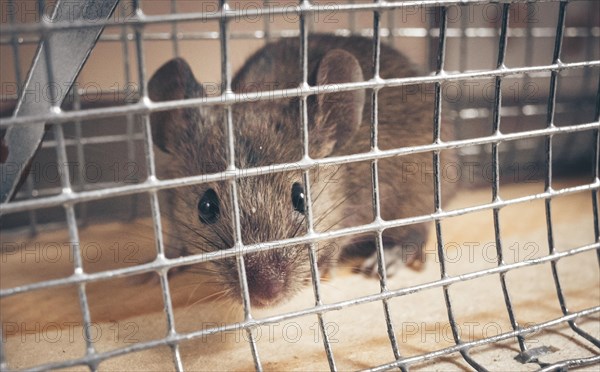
0;0;599;370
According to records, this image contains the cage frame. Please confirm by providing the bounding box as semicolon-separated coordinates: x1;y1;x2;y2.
0;0;599;371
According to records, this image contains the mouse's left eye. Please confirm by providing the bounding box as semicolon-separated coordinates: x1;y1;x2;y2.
198;189;220;224
291;182;305;214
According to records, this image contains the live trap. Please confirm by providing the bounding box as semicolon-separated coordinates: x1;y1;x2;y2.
0;0;599;371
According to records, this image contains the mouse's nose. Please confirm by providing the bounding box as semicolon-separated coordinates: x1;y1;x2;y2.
245;271;286;307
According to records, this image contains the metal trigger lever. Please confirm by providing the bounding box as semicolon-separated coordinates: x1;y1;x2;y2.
0;0;121;203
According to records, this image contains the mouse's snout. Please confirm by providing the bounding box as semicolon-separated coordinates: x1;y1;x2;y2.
246;267;286;307
241;248;308;307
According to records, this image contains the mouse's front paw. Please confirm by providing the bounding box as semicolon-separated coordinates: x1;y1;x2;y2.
358;243;424;277
343;229;427;278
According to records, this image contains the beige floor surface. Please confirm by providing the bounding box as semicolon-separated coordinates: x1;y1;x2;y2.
1;179;599;371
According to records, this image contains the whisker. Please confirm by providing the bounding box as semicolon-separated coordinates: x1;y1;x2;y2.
313;192;355;230
177;222;223;252
188;288;231;307
310;164;344;205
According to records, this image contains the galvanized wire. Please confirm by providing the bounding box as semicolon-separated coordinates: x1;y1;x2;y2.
2;60;599;129
489;2;528;355
543;0;600;350
1;0;592;36
0;0;599;371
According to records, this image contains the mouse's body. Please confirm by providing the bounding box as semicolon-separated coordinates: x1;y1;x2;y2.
149;34;454;308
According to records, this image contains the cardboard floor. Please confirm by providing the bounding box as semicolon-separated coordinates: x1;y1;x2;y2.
1;179;599;371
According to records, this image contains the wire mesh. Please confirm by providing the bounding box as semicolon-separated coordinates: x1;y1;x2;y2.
0;0;599;371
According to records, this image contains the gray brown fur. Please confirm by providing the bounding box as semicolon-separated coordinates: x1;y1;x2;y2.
148;34;455;307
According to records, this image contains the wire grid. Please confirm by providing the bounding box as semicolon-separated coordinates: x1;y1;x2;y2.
0;0;599;370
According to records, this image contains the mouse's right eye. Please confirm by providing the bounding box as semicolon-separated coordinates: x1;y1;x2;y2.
198;189;220;224
291;182;306;214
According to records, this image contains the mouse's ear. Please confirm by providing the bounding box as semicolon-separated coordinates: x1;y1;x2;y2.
148;58;205;154
310;49;365;158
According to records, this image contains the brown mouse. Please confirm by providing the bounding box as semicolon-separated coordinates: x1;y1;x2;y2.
148;34;454;308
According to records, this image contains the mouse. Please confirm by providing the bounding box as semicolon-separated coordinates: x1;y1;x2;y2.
148;34;455;308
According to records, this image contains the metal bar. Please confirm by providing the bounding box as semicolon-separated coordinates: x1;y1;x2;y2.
0;328;6;371
2;25;598;46
2;121;598;217
3;192;600;300
131;1;183;370
0;100;589;147
370;1;403;366
18;304;600;372
122;0;141;222
3;60;599;129
38;133;145;148
298;2;337;370
39;0;59;107
543;0;600;349
170;0;180;57
41;4;96;362
52;122;97;363
581;1;597;96
458;4;469;72
536;355;600;372
2;0;589;36
386;5;396;47
21;177;39;236
72;80;90;227
218;1;262;369
349;0;357;34
431;6;486;371
262;0;272;41
490;2;528;354
368;308;600;372
594;68;600;268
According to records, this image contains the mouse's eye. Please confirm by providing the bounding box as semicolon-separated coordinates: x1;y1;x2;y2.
291;182;306;214
198;189;220;224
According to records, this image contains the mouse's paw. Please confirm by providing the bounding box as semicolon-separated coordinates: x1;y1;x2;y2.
342;227;428;278
358;242;424;278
